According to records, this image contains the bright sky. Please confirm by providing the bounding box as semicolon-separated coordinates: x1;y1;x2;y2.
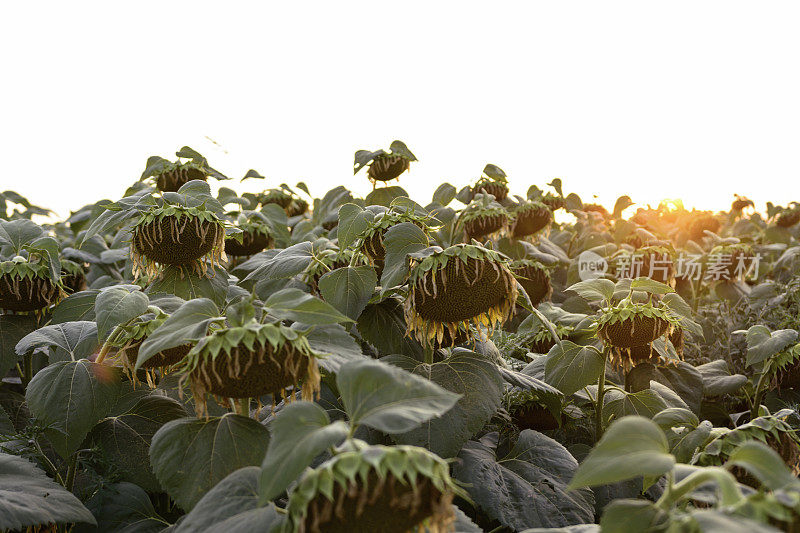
2;2;799;219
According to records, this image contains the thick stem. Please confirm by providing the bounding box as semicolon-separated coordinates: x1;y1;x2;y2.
750;365;770;420
65;453;78;492
235;398;250;417
423;346;434;365
23;353;33;386
595;347;610;440
656;467;743;509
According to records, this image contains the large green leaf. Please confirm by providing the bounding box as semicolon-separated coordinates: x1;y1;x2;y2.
149;414;271;511
73;482;168;533
94;284;149;340
175;467;285;533
297;323;365;373
136;298;222;370
337;359;460;434
653;362;704;414
0;219;43;251
15;321;98;362
696;360;747;397
146;264;229;308
259;401;349;503
380;222;429;288
544;341;605;396
51;289;100;324
384;352;504;457
565;279;615;303
26;360;121;457
0;314;37;376
432;183;457;206
89;395;186;492
0;452;96;530
336;203;374;249
365;186;409;207
602;388;669;423
453;431;595;530
743;325;798;367
317;266;377;321
599;499;669;533
264;288;353;325
568;416;675;489
244;241;315;282
356;297;424;359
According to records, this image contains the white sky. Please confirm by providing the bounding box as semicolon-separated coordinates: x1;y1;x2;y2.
1;1;799;219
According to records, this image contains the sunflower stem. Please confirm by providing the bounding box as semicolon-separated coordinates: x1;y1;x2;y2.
423;346;434;365
595;346;610;441
750;363;771;420
64;452;78;492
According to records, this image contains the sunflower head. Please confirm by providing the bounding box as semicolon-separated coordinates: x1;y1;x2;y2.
259;188;294;209
504;389;562;431
224;214;273;257
177;319;321;417
303;247;370;294
287;440;464;533
0;258;64;312
510;259;552;305
130;204;227;279
458;201;508;240
357;208;433;263
404;244;517;347
354;141;417;185
108;311;191;380
596;301;681;371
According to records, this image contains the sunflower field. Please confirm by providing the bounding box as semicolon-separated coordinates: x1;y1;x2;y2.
1;142;800;532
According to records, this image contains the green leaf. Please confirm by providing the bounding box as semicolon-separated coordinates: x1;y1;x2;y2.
51;290;100;324
453;431;595;530
89;395;187;492
175;467;285;533
696;360;747;397
336;203;373;250
146;264;229;308
94;285;149;340
602;388;669;422
259;401;349;503
743;325;798;367
73;482;167;533
612;196;634;219
365;186;409;208
599;499;668;533
671;420;713;463
0;219;44;251
432;183;457;206
244;241;316;282
726;440;800;490
653;362;705;414
149;414;271;511
384;352;504;458
565;278;615;303
265;288;353;325
0;315;37;376
136;298;222;370
15;321;98;362
568;416;675;489
544;341;605;396
337;359;460;434
0;453;96;530
630;277;675;295
380;221;429;288
26;360;122;458
299;323;365;372
356;297;424;359
318;266;377;320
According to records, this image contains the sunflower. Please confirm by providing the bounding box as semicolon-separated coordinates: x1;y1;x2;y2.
224;215;273;257
404;244;517;347
130;205;227;279
510;259;552;306
509;201;552;238
287;441;463;533
596;301;680;371
458;202;508;241
177;320;321;417
0;258;62;312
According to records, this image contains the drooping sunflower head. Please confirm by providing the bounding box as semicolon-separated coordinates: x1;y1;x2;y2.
108;310;191;381
541;193;566;211
522;321;573;354
458;201;508;241
357;208;433;263
404;244;518;347
776;205;800;228
177;319;321;417
688;213;721;240
354;141;417;185
287;440;464;533
60;258;87;293
509;201;552;238
224;213;273;257
504;389;562;432
472;177;509;202
596;301;681;371
510;259;552;305
707;242;753;281
258;188;294;209
130;204;227;279
0;257;64;313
